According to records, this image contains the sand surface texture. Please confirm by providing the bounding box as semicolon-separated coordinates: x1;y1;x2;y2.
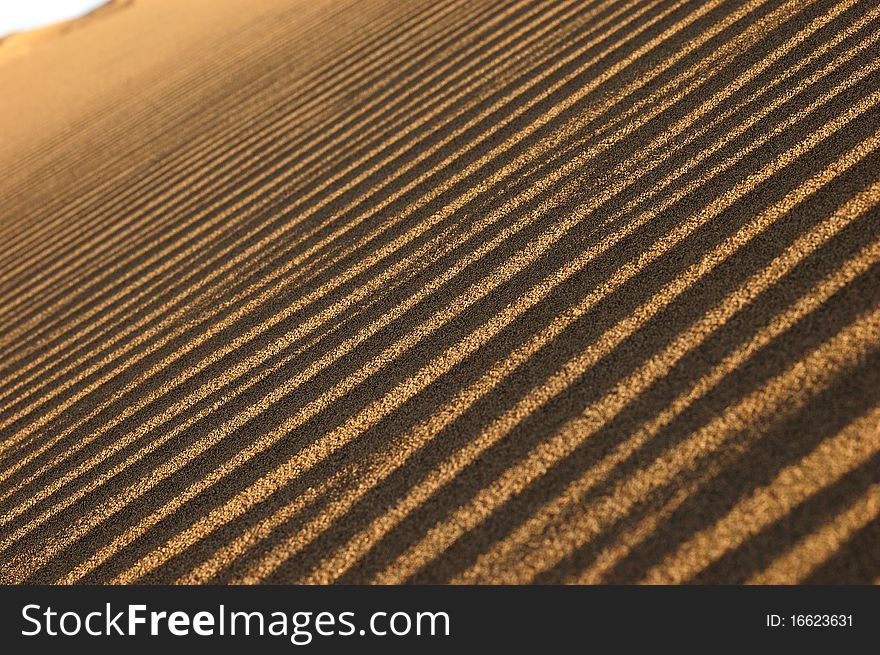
0;0;878;584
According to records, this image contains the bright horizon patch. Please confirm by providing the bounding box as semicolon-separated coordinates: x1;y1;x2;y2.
0;0;109;40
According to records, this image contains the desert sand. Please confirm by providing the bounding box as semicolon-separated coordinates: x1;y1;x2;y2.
0;0;878;584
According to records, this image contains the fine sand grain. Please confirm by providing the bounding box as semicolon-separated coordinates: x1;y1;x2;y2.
0;0;878;584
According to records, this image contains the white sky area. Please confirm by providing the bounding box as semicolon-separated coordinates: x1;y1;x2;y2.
0;1;109;39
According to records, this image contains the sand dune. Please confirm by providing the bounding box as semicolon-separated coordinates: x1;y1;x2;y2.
0;0;878;584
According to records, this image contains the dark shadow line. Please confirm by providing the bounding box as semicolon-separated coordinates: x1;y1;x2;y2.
802;497;880;584
690;450;880;584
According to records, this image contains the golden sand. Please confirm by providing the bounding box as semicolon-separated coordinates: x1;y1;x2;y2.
0;0;878;584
